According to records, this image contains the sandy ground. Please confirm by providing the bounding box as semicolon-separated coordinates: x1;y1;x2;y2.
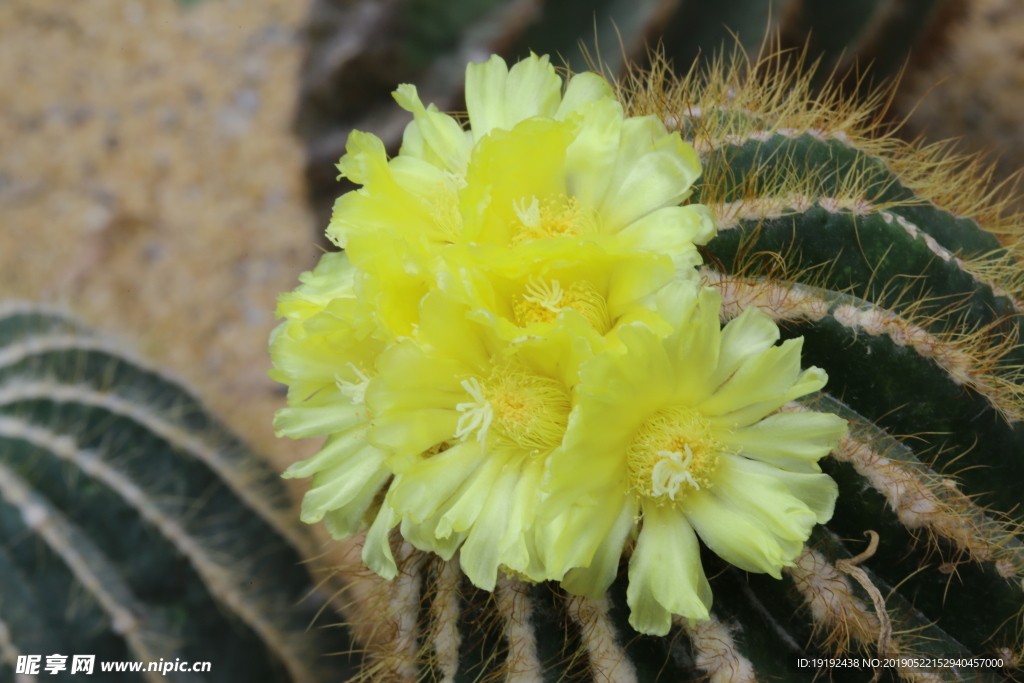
0;0;325;482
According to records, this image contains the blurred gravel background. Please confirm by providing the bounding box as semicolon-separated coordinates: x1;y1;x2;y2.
0;0;321;480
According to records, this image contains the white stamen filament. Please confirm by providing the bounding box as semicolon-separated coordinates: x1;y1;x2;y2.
454;377;493;444
651;446;700;500
522;276;564;313
337;363;371;405
512;196;540;229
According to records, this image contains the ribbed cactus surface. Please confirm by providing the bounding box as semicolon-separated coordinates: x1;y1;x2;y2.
0;304;356;683
326;53;1024;683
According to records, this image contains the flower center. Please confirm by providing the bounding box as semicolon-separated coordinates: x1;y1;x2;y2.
627;406;721;503
513;275;610;333
511;195;594;244
454;365;570;452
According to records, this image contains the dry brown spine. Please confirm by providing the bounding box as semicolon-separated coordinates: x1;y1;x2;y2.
567;595;639;683
674;614;757;683
495;576;543;683
786;547;942;683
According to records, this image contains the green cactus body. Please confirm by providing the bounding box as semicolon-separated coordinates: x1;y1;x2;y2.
326;52;1024;683
0;305;357;683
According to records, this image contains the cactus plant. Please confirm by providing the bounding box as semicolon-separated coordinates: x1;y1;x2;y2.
294;0;958;232
0;303;358;683
274;45;1024;683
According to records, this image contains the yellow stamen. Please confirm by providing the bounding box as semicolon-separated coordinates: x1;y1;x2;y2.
513;276;611;333
511;195;594;244
627;406;721;502
453;366;571;452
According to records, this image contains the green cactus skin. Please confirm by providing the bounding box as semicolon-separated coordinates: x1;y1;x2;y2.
325;50;1024;683
0;304;358;683
294;0;953;234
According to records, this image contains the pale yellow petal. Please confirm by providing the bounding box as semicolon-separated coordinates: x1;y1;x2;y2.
465;53;561;141
717;411;847;473
393;83;470;173
560;496;636;597
682;489;798;578
362;500;399;579
627;502;711;635
300;444;389;524
556;71;614;119
388;441;485;523
598;117;702;232
459;461;521;590
323;467;392;539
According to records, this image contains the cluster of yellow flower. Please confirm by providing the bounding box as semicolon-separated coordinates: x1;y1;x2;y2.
270;54;846;635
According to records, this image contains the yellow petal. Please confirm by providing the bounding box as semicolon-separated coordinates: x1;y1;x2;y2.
556;72;614;119
560;495;636;597
300;443;389;524
682;488;800;578
627;501;711;635
393;83;470;173
717;411;847;473
465;53;562;141
323;467;392;539
388;441;485;522
362;499;399;579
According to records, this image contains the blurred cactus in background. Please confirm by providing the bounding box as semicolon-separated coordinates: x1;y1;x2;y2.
0;305;358;682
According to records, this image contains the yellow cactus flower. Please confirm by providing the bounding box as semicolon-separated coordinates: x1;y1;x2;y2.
328;52;714;280
540;283;847;636
363;291;592;587
271;54;843;628
270;252;390;542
